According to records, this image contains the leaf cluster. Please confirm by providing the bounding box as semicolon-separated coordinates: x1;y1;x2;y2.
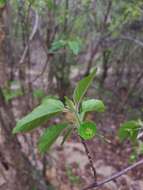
13;68;105;153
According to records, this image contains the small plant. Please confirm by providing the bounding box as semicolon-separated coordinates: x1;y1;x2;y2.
49;38;82;55
13;68;105;153
118;119;143;159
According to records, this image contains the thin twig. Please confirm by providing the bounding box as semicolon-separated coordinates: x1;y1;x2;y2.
84;39;101;76
120;35;143;48
19;10;39;64
81;138;97;183
82;159;143;190
31;30;54;83
102;0;112;30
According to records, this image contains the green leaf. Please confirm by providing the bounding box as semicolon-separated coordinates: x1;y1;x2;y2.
65;96;75;111
73;68;97;104
118;120;140;142
68;40;81;55
13;99;64;134
78;121;97;140
79;111;85;122
38;123;67;153
42;95;59;104
49;39;66;52
81;99;105;113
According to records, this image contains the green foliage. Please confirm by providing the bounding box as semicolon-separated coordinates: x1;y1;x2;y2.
49;38;81;55
65;96;75;111
73;68;97;104
109;0;142;33
119;119;143;161
0;0;6;7
81;99;105;113
13;69;105;152
78;121;97;140
67;39;81;55
79;99;105;121
128;141;143;163
33;89;46;99
13;99;64;134
38;123;67;153
42;95;59;103
118;120;140;142
46;0;54;10
2;87;23;102
49;39;66;52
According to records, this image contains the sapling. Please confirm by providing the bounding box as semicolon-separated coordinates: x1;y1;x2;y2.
12;68;106;184
13;68;105;153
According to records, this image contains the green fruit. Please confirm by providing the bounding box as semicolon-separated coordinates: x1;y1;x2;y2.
78;121;97;140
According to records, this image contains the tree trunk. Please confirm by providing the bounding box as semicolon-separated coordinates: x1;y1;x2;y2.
0;6;49;190
0;91;49;190
0;7;7;88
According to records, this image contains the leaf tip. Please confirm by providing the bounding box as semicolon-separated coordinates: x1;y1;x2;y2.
12;127;17;134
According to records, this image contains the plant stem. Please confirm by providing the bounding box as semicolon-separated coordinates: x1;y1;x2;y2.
73;103;97;183
81;138;97;183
